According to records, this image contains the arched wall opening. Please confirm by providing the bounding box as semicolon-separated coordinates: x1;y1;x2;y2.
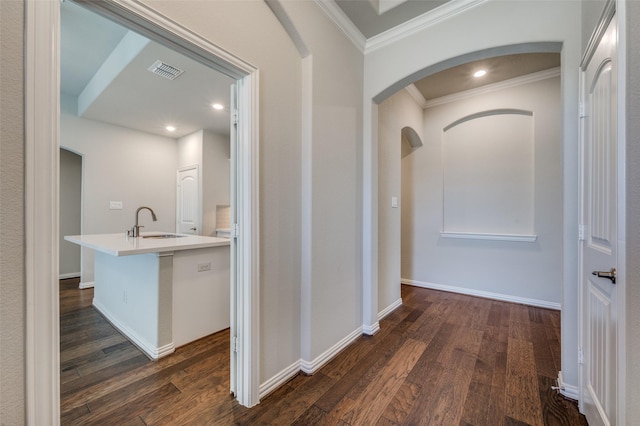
363;3;583;394
376;45;564;318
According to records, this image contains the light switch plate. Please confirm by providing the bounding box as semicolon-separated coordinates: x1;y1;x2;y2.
197;262;211;272
109;201;123;210
391;197;398;208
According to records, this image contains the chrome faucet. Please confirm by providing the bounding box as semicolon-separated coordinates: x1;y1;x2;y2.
128;206;157;237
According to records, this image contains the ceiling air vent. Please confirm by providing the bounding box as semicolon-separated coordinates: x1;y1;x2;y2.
147;60;184;80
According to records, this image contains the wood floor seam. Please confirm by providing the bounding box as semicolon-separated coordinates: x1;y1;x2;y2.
60;279;586;425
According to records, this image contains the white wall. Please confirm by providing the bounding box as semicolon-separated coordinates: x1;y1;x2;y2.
273;0;365;365
60;95;178;284
364;0;582;389
178;129;203;169
401;75;562;305
624;1;640;421
377;88;423;313
202;130;230;237
0;0;26;422
60;148;82;277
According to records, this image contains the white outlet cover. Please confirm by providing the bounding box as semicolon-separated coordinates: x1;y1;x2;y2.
109;201;123;210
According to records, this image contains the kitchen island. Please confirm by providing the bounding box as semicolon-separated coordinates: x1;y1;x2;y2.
65;232;230;359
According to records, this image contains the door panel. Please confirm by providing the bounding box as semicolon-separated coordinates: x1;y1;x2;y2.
581;13;617;426
177;166;200;234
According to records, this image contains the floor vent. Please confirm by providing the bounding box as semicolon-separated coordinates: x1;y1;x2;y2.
148;60;184;80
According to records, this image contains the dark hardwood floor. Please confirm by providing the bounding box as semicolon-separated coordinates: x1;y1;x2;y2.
60;278;587;425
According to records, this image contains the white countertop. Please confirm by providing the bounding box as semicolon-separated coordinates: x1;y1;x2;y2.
65;232;230;256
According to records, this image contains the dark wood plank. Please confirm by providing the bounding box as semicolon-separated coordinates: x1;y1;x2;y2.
59;282;587;425
339;338;427;425
506;338;544;426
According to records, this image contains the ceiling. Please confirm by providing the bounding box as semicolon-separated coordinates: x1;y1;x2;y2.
60;1;560;139
334;0;450;38
61;1;234;139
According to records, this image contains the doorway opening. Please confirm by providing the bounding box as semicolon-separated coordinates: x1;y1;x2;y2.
25;0;260;420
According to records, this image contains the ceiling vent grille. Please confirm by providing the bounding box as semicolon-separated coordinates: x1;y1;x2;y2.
148;60;184;80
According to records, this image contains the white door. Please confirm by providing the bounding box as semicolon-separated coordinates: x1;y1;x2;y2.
177;165;200;234
580;13;618;426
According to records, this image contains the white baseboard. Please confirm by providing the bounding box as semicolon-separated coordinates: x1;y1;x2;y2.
92;299;175;360
401;278;561;310
259;325;365;399
59;272;80;280
79;281;94;289
300;326;363;374
378;298;402;321
362;321;380;335
557;371;580;401
259;359;301;399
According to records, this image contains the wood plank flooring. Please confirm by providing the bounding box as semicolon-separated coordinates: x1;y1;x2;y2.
60;279;587;425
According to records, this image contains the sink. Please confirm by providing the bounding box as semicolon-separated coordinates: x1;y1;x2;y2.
141;234;186;239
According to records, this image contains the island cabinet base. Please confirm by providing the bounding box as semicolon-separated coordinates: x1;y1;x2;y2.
92;246;230;360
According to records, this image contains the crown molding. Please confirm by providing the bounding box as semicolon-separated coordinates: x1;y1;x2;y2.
365;0;487;53
405;84;428;108
423;66;561;108
314;0;367;53
316;0;487;55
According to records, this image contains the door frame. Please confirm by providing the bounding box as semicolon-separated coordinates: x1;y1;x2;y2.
578;0;627;423
25;0;261;421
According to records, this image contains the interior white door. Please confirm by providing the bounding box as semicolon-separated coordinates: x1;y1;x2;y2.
176;165;200;235
580;13;618;426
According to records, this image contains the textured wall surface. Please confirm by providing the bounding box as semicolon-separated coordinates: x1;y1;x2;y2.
0;0;26;423
625;2;640;421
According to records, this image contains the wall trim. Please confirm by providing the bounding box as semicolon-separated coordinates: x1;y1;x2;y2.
258;360;301;399
300;326;363;374
316;0;487;55
405;84;428;109
401;279;561;310
59;272;81;280
378;298;402;321
365;0;487;53
78;281;95;289
260;324;367;398
557;371;580;401
26;0;262;419
313;0;366;53
440;232;538;243
25;0;61;422
580;0;615;70
425;67;561;109
362;321;380;335
93;299;175;360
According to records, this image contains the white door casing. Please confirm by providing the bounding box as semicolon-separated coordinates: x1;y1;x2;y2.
177;165;200;235
229;84;238;396
25;0;261;421
580;10;618;426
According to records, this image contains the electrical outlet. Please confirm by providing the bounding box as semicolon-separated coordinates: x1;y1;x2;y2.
197;262;211;272
110;201;123;210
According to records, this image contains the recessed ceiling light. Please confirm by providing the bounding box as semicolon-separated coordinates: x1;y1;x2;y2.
166;125;176;132
211;103;225;110
473;69;487;78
